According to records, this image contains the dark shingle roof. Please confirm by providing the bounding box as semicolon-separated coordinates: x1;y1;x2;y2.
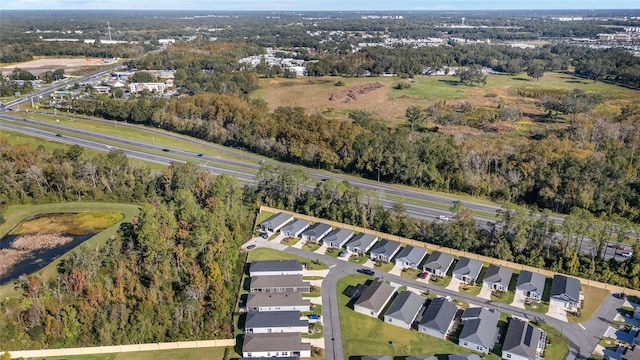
250;260;302;274
245;311;308;329
502;319;544;359
449;355;482;360
246;292;310;308
280;219;310;234
516;271;547;293
323;228;354;246
242;333;310;352
418;297;458;334
395;245;427;265
452;257;483;281
354;278;395;313
301;223;332;239
551;274;581;302
260;212;293;229
250;275;310;290
346;233;378;250
384;291;425;324
423;251;455;272
406;356;438;360
483;264;513;287
369;239;402;258
459;307;499;349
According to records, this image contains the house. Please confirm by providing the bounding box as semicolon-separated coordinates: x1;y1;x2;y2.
383;291;425;329
406;357;438;360
346;233;378;255
394;245;427;269
515;271;547;302
245;293;311;312
128;82;167;94
550;274;581;312
501;318;546;360
260;212;294;233
417;297;458;339
300;223;332;243
483;264;514;292
369;239;402;262
280;219;311;238
449;355;482;360
422;251;455;277
242;333;311;358
245;311;309;334
634;306;640;320
354;278;396;318
459;307;500;354
249;260;303;277
452;257;484;284
323;228;355;249
250;275;311;293
361;357;393;360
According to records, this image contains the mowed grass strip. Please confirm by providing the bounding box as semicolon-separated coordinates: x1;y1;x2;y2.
39;346;233;360
247;247;328;270
337;274;501;359
567;284;610;323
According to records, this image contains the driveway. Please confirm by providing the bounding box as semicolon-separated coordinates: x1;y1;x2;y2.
363;258;375;269
389;263;403;276
271;233;286;243
478;285;493;300
546;303;569;322
446;277;463;291
303;269;330;278
337;250;351;261
314;243;328;255
302;337;325;349
511;293;527;309
291;239;305;249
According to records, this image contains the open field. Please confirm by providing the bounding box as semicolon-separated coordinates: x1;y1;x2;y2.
0;57;110;76
247;247;328;270
251;72;640;126
39;347;234;360
338;274;501;359
10;212;123;235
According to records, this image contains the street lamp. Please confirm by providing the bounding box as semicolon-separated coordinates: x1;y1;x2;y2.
376;167;381;182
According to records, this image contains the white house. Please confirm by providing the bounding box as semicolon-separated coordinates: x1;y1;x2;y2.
354;278;395;318
245;293;311;312
242;333;311;358
549;274;581;313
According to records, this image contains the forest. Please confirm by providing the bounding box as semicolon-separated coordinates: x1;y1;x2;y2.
0;141;252;350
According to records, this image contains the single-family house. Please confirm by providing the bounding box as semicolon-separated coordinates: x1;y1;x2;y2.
129;82;167;94
369;239;402;262
346;233;378;255
449;355;482;360
417;297;458;339
422;251;455;277
406;357;438;360
515;271;546;302
383;291;425;329
242;333;311;358
501;318;546;360
361;357;393;360
250;275;311;293
300;223;332;243
459;307;500;354
245;293;311;312
260;213;294;233
280;219;310;238
550;274;581;312
245;311;309;334
249;260;303;277
323;228;355;249
395;245;428;269
483;264;514;292
354;278;396;318
452;257;484;284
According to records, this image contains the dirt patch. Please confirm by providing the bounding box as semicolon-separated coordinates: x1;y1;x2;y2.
0;57;107;76
0;234;73;275
329;82;384;103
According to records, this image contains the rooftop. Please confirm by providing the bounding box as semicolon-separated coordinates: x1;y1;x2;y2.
354;278;395;312
250;275;310;290
483;264;513;286
384;291;425;324
502;319;545;359
245;311;308;329
419;297;458;334
551;274;581;302
246;292;310;307
459;307;499;349
242;333;310;352
516;270;547;293
250;260;302;274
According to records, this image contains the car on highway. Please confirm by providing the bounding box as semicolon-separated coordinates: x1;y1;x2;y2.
357;268;375;276
196;153;204;157
438;215;450;221
55;133;62;137
609;243;626;250
162;148;170;152
308;314;321;320
246;244;256;250
622;252;633;258
419;272;429;279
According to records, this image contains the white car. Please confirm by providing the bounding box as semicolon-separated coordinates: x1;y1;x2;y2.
438;215;450;221
622;252;633;258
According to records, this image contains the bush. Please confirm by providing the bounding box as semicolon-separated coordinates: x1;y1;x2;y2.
335;80;345;86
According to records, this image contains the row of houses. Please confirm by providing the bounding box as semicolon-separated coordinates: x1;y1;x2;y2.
260;212;582;314
242;260;312;358
353;278;546;359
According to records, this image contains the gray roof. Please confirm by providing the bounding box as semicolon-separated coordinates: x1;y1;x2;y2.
423;251;455;272
301;223;332;239
260;212;293;229
280;219;310;234
246;292;310;308
361;357;393;360
516;271;547;293
242;333;310;352
250;275;309;290
551;275;581;302
449;355;482;360
384;291;425;324
483;264;513;286
395;245;427;265
502;318;544;358
323;228;354;246
245;311;308;329
250;260;302;274
459;307;499;349
452;257;483;280
354;278;395;313
418;297;458;334
346;233;378;250
406;357;438;360
369;239;402;258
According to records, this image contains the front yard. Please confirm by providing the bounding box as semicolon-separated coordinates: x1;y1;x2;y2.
567;285;610;323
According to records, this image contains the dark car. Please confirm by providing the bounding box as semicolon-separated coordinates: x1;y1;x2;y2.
246;244;256;250
196;153;204;157
55;133;62;137
162;148;170;152
357;268;375;276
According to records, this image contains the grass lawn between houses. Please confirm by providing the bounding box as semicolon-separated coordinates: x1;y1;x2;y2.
38;347;234;360
247;248;328;270
567;284;610;323
337;275;501;359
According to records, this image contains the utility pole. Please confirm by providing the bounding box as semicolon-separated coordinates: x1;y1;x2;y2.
107;22;112;41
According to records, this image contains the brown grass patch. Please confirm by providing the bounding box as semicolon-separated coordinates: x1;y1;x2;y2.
0;234;74;275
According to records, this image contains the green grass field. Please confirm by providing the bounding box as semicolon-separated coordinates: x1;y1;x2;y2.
247;248;328;270
567;284;609;323
38;347;234;360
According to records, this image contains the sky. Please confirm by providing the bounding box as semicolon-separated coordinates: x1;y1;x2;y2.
2;0;640;11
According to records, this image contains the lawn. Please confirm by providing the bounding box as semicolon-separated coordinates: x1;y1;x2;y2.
459;283;482;296
525;300;549;314
539;322;569;360
429;275;452;288
0;202;140;298
373;260;394;273
567;284;610;323
491;290;515;305
281;237;300;246
255;211;276;227
302;242;321;252
337;275;501;359
247;248;328;270
323;247;343;258
348;254;368;264
400;268;421;280
38;347;234;360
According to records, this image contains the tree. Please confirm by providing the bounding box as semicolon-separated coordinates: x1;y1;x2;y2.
405;105;423;131
132;71;154;83
526;60;545;81
0;208;4;225
458;65;486;86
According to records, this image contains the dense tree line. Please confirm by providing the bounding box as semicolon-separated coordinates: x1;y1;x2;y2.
0;140;252;350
